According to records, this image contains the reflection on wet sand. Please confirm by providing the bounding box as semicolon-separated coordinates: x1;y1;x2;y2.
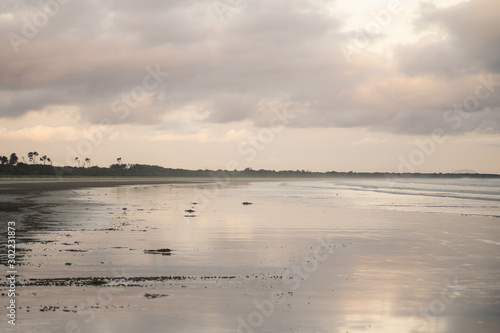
1;180;499;332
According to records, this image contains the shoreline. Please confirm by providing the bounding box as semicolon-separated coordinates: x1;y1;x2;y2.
0;176;335;196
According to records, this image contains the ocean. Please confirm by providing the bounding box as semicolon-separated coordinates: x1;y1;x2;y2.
268;177;500;217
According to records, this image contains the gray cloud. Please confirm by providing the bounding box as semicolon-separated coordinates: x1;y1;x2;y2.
398;0;500;75
0;0;499;135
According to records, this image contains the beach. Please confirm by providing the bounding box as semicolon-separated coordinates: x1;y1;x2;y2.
2;1;499;332
1;178;499;332
0;177;218;195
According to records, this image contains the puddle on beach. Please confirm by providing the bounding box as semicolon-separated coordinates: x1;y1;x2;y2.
1;181;500;332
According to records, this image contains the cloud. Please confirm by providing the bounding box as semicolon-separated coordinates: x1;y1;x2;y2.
149;128;252;143
0;125;82;141
0;0;499;136
397;0;500;75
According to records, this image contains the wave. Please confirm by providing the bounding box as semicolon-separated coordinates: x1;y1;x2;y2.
274;179;500;217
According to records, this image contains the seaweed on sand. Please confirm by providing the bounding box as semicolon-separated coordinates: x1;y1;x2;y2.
144;248;174;255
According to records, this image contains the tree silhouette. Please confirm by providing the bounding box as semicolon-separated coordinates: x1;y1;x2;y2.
0;156;8;165
85;158;91;167
75;157;80;167
33;152;39;164
9;153;18;165
117;157;122;165
47;157;52;165
28;152;34;164
41;155;48;165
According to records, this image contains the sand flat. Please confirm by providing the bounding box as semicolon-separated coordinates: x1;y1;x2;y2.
1;180;499;332
0;177;217;195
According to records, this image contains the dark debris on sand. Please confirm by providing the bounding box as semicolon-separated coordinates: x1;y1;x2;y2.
144;248;175;255
7;275;246;287
144;293;169;299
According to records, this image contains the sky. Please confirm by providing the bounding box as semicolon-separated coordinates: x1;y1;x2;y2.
1;0;499;173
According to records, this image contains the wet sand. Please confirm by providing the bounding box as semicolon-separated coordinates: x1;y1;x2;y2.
0;177;215;195
1;180;500;332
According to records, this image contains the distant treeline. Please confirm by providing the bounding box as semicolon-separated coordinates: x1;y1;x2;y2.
1;163;499;179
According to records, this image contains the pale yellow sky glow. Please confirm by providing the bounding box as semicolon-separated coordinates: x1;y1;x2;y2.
0;0;499;173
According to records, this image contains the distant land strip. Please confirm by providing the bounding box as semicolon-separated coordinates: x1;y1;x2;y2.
1;163;499;179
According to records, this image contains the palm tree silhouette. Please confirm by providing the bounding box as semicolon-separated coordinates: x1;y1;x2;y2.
85;158;91;167
75;157;80;167
117;157;122;165
9;153;18;165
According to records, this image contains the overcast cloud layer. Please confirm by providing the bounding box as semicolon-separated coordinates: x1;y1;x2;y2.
1;0;499;136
